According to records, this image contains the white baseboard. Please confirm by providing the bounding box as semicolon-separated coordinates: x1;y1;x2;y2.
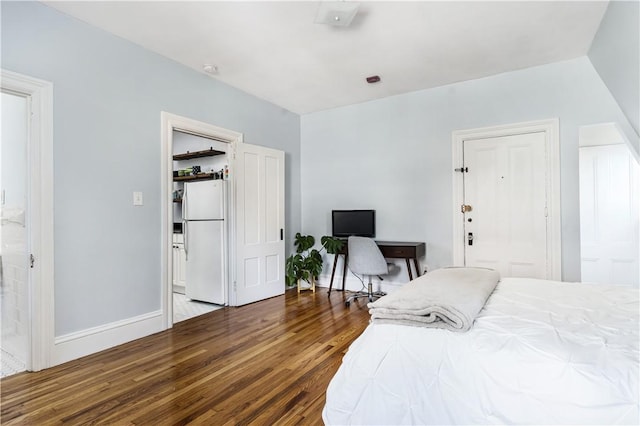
53;310;164;366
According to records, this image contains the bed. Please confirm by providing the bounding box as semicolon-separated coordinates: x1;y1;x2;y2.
323;276;639;425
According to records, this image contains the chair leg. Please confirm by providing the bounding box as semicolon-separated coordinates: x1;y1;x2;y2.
345;276;386;307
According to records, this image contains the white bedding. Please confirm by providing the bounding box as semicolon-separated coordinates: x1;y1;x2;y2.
323;278;639;425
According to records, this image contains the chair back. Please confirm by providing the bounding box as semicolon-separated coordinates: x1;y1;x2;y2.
348;236;388;276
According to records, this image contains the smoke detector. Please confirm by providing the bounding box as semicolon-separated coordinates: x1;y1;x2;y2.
203;64;218;74
315;1;360;27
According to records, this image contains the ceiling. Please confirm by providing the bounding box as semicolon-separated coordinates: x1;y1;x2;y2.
43;1;609;115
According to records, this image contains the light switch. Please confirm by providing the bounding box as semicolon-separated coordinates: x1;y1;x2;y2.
133;191;143;206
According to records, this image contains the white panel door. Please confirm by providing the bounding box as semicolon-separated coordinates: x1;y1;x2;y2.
580;144;639;287
234;143;285;306
463;132;548;278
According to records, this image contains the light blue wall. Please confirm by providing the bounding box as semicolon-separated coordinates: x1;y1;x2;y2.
1;1;301;335
588;0;640;146
301;57;635;283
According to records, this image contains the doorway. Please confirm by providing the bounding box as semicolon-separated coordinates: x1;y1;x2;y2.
452;119;561;280
579;123;639;287
0;70;54;374
161;113;243;328
1;91;29;377
171;130;229;323
161;113;286;328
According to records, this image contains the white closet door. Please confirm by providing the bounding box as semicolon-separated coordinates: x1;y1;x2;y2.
580;144;639;287
233;143;285;306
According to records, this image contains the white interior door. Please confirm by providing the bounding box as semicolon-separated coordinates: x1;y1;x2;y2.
463;132;548;278
579;144;639;287
233;143;285;306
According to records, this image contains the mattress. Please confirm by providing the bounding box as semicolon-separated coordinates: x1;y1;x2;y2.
323;277;639;425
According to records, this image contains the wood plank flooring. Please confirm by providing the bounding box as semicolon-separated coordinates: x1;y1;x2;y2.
1;289;371;425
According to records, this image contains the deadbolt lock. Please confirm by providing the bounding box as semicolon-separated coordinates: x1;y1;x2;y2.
461;204;473;213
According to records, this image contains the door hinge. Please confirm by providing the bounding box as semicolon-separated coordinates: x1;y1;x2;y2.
454;167;468;173
30;254;35;268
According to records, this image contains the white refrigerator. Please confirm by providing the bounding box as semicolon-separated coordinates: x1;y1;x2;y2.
182;180;226;304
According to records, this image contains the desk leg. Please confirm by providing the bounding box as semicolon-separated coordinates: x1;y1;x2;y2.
406;258;414;281
328;254;339;294
342;254;348;291
413;258;422;277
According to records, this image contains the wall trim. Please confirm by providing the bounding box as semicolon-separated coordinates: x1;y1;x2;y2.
53;311;163;366
451;119;562;280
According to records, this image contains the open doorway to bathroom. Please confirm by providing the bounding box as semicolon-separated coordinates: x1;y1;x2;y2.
1;91;29;377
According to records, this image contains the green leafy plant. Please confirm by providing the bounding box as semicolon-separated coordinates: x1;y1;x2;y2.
285;233;344;287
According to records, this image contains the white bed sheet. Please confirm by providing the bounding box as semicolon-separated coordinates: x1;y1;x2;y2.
323;278;639;425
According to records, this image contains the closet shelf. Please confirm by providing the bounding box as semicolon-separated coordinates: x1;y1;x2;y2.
173;148;225;161
173;173;217;182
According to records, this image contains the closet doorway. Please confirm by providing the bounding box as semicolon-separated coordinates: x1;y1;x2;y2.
171;130;228;323
579;123;639;287
161;112;285;329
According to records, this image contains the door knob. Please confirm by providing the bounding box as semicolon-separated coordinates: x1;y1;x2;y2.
468;232;474;246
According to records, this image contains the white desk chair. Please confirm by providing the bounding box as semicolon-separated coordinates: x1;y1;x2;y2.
345;236;388;307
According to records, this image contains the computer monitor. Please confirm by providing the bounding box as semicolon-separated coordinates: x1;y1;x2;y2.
331;210;375;238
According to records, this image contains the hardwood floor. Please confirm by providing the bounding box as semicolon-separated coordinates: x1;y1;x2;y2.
0;289;371;425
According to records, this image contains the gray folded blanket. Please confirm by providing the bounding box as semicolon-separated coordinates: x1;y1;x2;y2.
368;267;500;331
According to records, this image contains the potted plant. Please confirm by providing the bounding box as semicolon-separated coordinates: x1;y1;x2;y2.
286;233;344;291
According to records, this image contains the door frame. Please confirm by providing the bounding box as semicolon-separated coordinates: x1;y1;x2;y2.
451;119;561;280
160;112;242;329
1;69;54;371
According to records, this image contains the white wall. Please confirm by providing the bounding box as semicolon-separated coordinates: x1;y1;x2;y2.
1;1;301;337
301;57;635;283
588;0;640;143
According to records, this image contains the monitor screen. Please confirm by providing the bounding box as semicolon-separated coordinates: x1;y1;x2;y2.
332;210;375;238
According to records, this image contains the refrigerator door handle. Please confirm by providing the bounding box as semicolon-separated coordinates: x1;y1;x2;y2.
182;183;188;260
183;220;188;261
182;184;188;220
